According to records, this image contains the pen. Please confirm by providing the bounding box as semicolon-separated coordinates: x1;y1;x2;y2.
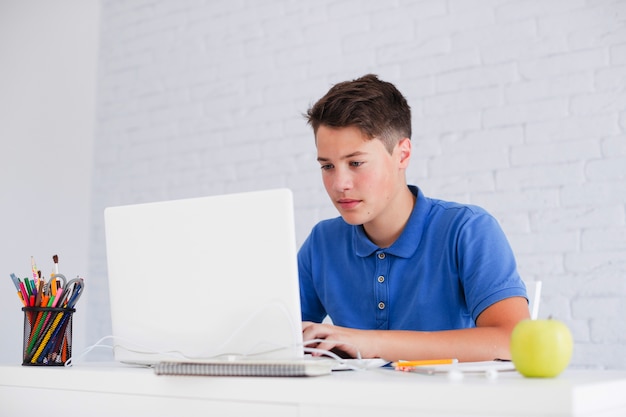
31;256;38;286
35;280;44;307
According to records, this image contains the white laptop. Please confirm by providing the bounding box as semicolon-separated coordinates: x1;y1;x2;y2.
104;188;332;375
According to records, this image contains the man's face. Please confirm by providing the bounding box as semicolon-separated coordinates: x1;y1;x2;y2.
316;125;408;227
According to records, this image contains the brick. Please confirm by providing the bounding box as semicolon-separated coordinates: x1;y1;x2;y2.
572;296;623;320
442;126;524;152
379;37;451;65
602;134;626;157
496;162;585;190
505;72;593;103
518;49;608;79
402;49;481;78
483;98;569;127
565;251;626;274
482;35;568;65
420;172;496;196
429;148;509;176
537;2;625;38
591;318;626;343
586;156;626;181
569;24;626;50
415;7;495;40
495;0;586;22
506;230;579;254
574;342;626;370
582;226;626;252
435;62;518;93
595;65;626;92
452;19;537;50
515;252;564;276
510;140;602;166
530;205;625;232
525;114;620;143
423;86;501;115
571;90;626;115
611;43;626;66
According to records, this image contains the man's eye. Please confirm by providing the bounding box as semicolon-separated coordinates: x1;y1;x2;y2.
320;164;333;171
350;161;363;167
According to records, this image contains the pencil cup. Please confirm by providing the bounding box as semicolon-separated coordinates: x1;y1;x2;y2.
22;306;75;366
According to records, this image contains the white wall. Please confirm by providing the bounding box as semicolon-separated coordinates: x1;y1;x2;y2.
0;0;99;363
89;0;626;369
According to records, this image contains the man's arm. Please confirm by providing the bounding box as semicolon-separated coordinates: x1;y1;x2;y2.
302;296;530;362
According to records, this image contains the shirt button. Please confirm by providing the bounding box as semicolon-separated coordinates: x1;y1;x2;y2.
377;275;385;283
378;302;385;310
377;253;386;260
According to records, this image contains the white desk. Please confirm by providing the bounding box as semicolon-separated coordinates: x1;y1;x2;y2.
1;363;626;417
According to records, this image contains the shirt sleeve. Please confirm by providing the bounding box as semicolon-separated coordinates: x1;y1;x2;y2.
456;211;527;321
297;232;327;323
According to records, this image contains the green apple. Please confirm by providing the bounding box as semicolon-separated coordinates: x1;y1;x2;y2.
510;318;573;378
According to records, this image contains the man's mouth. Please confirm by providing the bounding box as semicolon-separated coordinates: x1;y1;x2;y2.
337;199;361;210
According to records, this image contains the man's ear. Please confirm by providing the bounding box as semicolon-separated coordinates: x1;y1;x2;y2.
397;137;412;168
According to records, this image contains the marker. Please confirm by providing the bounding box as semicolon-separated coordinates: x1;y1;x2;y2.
51;288;64;308
40;294;49;307
31;279;38;301
9;273;21;291
23;277;32;297
18;280;30;306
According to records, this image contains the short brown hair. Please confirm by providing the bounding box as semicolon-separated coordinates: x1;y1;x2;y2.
305;74;411;153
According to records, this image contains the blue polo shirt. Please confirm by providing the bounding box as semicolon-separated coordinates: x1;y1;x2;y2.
298;186;527;331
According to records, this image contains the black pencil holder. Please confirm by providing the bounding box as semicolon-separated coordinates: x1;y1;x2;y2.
22;306;75;366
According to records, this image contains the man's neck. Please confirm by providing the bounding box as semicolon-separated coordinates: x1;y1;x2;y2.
363;185;416;248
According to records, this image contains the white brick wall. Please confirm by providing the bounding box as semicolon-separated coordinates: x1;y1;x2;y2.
90;0;626;369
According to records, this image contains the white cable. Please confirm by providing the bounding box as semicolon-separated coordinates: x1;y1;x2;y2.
66;307;366;371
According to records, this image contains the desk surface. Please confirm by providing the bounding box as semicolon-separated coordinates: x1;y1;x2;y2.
2;363;626;417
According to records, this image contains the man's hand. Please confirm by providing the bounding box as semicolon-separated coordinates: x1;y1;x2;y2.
301;321;380;359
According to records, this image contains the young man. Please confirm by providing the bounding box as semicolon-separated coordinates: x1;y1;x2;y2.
299;74;529;363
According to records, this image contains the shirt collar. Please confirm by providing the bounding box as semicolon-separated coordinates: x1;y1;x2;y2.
353;185;428;258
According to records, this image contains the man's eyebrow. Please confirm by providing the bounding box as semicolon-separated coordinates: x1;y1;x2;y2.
317;151;367;162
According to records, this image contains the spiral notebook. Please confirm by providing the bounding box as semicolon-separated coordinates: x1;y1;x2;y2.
153;359;334;377
105;188;331;376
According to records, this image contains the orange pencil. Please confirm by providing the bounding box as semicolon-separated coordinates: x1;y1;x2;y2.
393;358;458;370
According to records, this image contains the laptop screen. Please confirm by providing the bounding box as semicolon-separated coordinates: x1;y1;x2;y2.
104;188;304;364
